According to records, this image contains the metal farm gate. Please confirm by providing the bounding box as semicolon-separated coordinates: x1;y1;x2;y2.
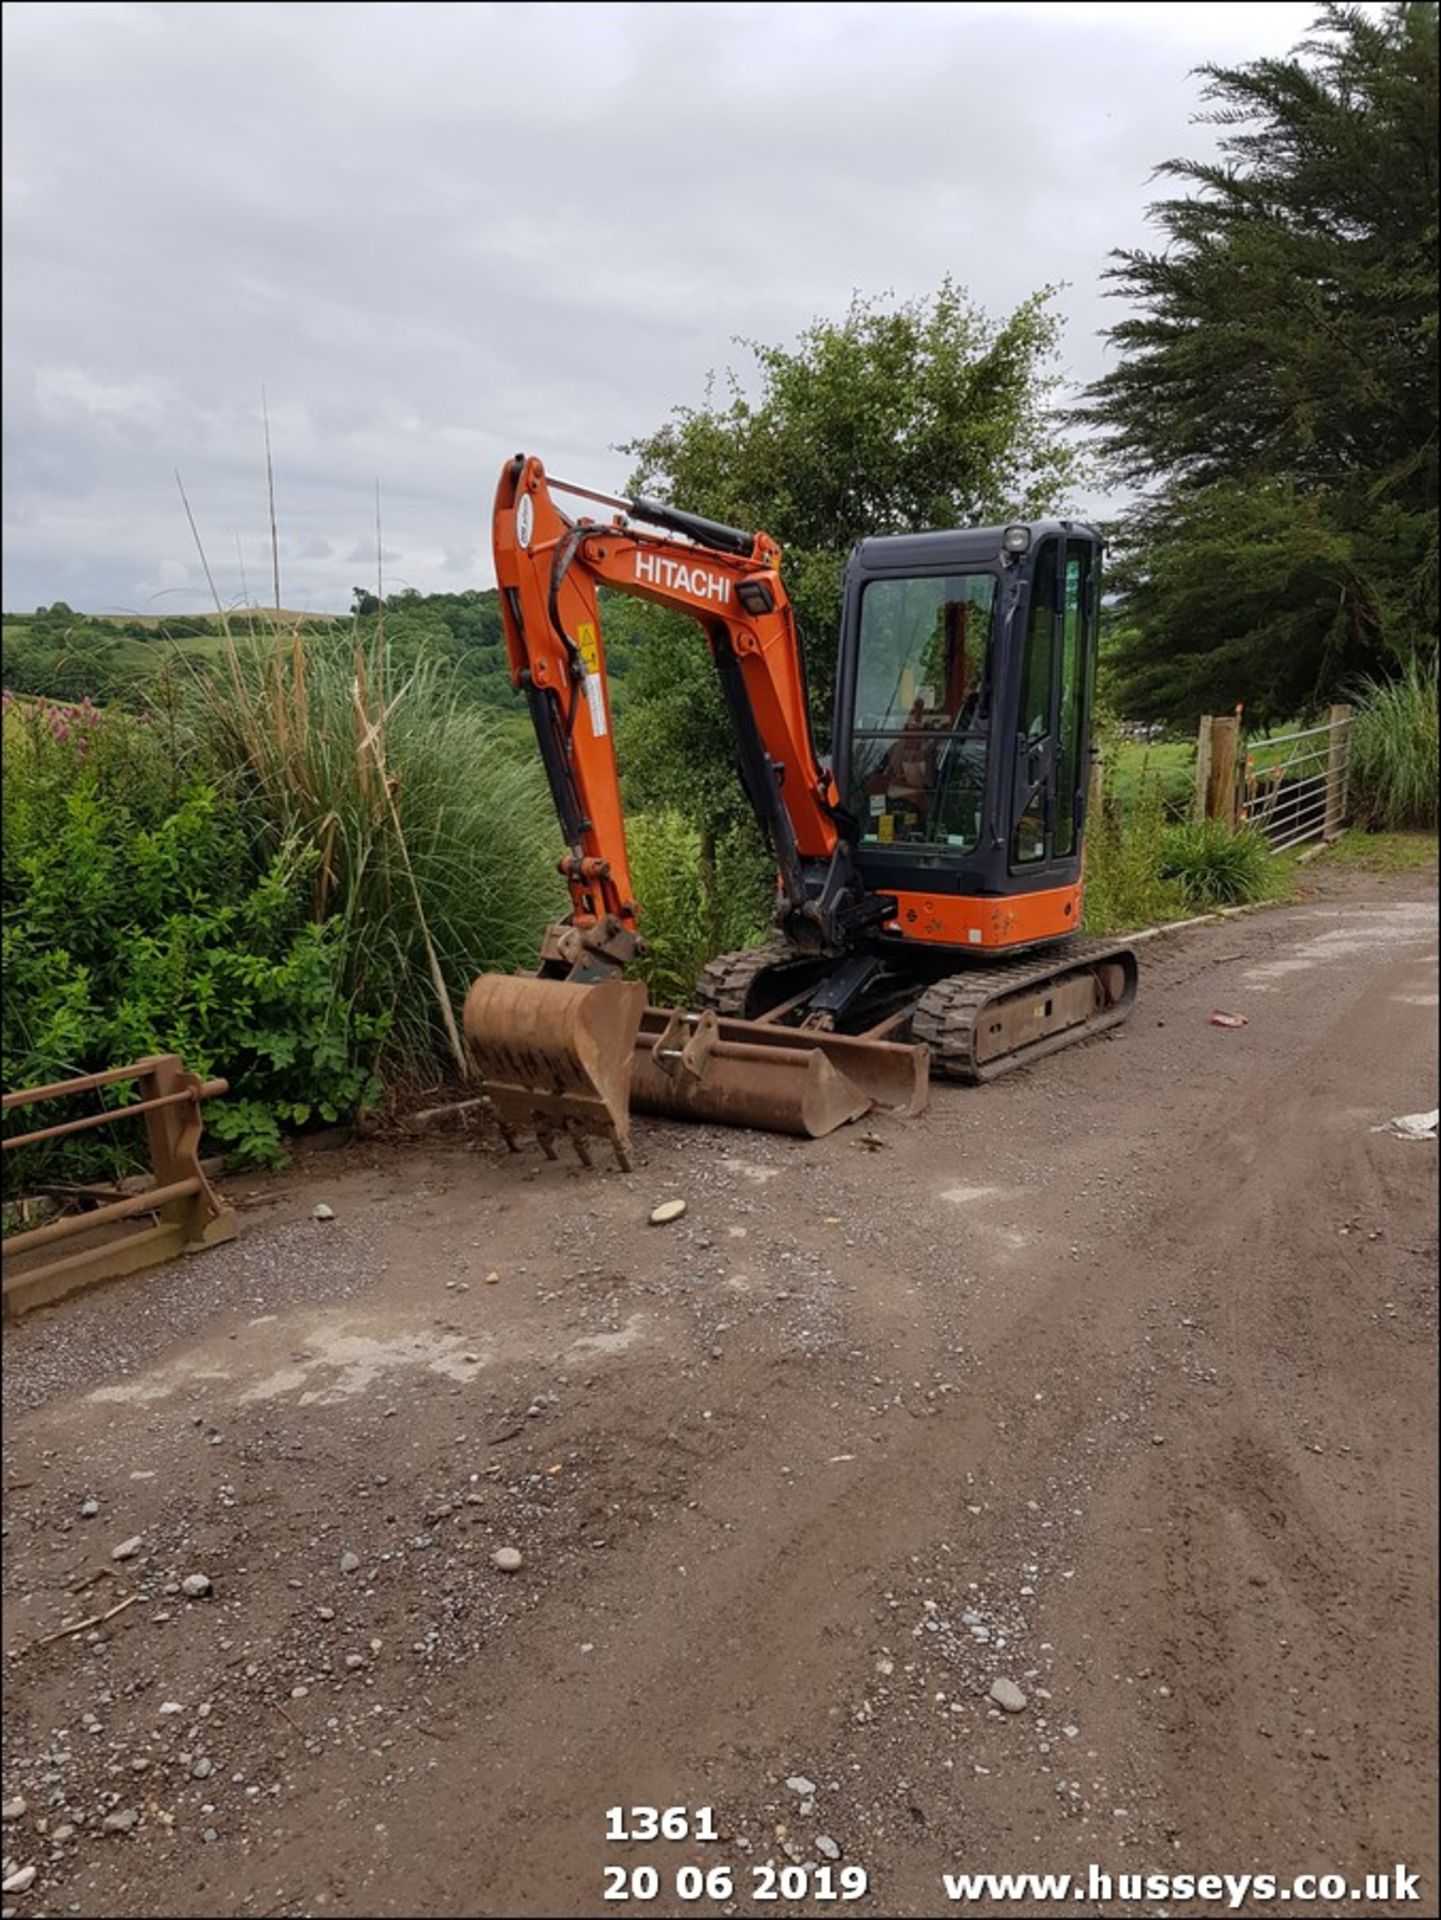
1236;705;1353;853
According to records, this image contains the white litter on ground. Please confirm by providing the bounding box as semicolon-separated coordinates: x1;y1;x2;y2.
1373;1109;1439;1140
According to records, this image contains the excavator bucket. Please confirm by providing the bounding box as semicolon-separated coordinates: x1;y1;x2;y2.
631;1008;929;1139
463;973;646;1169
464;975;930;1163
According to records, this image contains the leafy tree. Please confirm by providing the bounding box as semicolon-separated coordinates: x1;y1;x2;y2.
614;280;1080;914
1085;2;1439;725
613;599;750;929
348;587;523;713
625;279;1077;715
149;618;190;640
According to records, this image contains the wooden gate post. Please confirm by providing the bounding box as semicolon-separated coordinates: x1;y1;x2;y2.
1206;714;1241;828
1324;703;1352;841
1194;716;1214;822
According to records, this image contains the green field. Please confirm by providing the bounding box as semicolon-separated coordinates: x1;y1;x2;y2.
1110;736;1195;814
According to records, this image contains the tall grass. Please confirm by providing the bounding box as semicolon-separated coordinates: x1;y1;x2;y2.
1347;660;1439;830
195;629;563;1082
1082;761;1182;933
1158;818;1283;909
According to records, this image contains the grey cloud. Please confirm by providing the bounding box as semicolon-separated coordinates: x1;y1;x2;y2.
3;0;1317;613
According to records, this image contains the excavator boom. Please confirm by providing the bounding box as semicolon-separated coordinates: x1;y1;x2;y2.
492;455;845;968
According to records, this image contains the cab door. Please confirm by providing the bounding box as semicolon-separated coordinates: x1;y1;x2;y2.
1008;536;1097;873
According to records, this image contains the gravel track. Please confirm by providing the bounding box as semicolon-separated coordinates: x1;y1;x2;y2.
3;863;1436;1918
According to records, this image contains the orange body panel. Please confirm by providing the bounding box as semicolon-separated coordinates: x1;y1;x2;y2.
883;881;1083;950
494;457;841;935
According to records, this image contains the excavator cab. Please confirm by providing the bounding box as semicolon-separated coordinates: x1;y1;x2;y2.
830;523;1102;952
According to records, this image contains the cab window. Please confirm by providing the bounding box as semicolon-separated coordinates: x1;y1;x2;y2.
847;574;997;851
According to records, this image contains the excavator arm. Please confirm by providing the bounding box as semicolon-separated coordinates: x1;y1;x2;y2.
492;453;849;977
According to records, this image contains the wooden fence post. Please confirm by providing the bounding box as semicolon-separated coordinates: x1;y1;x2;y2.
1205;714;1241;828
1324;702;1352;841
1194;715;1213;822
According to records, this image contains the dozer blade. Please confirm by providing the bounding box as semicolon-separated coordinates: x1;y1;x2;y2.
631;1008;929;1139
463;973;646;1169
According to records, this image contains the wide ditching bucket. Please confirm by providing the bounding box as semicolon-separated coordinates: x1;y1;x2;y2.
464;977;930;1164
633;1008;927;1137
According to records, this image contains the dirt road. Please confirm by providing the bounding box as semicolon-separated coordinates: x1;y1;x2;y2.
3;865;1436;1918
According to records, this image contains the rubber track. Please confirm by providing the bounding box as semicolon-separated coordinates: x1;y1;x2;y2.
911;939;1138;1083
695;941;810;1020
697;937;1138;1084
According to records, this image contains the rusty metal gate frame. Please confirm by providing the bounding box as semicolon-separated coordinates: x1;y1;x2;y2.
2;1055;236;1319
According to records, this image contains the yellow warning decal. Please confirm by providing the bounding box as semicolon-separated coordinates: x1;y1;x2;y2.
575;623;608;738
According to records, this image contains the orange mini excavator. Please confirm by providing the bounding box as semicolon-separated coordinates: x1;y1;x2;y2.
464;455;1136;1165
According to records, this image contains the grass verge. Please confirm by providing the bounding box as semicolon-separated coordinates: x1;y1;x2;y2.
1306;828;1439;873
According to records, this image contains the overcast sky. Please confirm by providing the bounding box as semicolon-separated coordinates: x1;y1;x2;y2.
2;0;1321;616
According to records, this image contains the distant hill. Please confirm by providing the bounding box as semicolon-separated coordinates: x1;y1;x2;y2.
89;608;347;629
2;585;645;715
1;603;347;706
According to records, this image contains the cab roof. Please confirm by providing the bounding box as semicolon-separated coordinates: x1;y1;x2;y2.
848;520;1104;574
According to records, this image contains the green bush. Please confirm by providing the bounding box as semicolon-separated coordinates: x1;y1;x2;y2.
3;642;564;1177
2;707;384;1178
1347;661;1439;830
193;631;563;1077
1158;818;1281;909
626;811;710;1005
625;811;772;1004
